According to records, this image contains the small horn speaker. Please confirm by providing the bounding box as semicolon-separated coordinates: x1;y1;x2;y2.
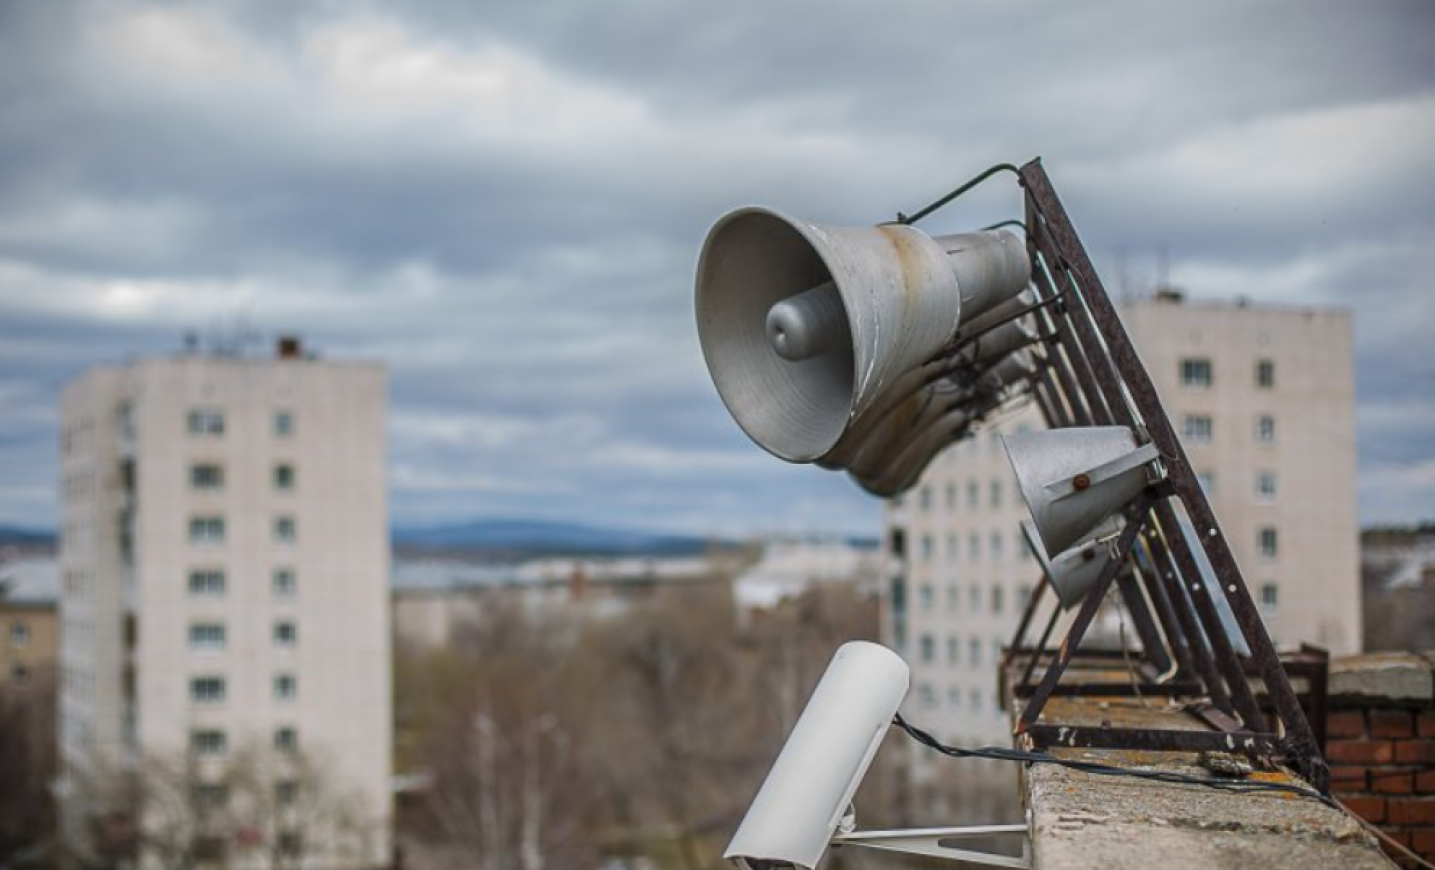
1021;518;1123;609
696;208;1030;462
1003;426;1163;556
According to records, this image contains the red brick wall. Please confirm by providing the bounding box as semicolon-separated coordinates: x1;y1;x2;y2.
1328;702;1435;867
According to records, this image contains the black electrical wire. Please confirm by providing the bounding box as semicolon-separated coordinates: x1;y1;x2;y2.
893;713;1336;808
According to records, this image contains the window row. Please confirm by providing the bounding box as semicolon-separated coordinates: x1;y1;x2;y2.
189;567;298;596
913;582;1033;615
190;726;299;756
1180;414;1277;445
1189;469;1281;501
189;620;299;650
915;529;1035;564
915;682;1005;716
189;515;298;543
191;463;296;491
915;478;1010;513
916;632;1007;667
190;674;298;703
187;409;295;437
1179;357;1276;389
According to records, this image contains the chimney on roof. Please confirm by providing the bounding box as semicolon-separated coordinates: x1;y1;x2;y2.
276;335;303;360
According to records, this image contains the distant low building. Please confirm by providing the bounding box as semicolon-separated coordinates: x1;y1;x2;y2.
0;556;59;690
733;538;881;615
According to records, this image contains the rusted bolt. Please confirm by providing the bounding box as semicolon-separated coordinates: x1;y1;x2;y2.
1073;473;1092;491
1081;547;1096;562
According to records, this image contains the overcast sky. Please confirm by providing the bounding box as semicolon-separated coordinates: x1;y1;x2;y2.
1;0;1431;536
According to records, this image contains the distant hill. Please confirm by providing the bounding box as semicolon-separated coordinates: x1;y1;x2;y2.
0;526;56;550
392;518;716;558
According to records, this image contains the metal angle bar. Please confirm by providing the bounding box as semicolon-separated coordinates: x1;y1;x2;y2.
1018;159;1326;793
1018;600;1063;693
1149;502;1265;729
1131;533;1198;682
1004;575;1050;673
1030;250;1118;426
1024;724;1284;755
1017;497;1151;732
834;824;1030;868
1011;680;1204;699
1138;528;1236;716
1115;569;1173;674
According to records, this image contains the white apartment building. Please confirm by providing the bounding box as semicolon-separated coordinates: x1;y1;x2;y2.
885;295;1360;747
58;340;391;868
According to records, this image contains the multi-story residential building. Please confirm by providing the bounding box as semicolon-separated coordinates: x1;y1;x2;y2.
885;294;1359;747
57;339;391;867
0;556;59;690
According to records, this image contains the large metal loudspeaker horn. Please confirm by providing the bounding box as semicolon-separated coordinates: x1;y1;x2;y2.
1003;426;1165;557
1020;518;1122;610
696;208;1031;463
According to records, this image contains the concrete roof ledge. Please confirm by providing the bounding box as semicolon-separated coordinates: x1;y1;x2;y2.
1025;749;1395;870
1329;652;1435;703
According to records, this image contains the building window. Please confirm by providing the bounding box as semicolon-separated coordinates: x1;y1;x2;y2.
1256;359;1275;389
919;684;937;709
1019;584;1033;608
189;516;225;543
1256;415;1276;444
191;729;227;755
1258;527;1279;560
991;585;1004;615
967;482;979;509
274;674;297;701
947;686;961;708
274;411;294;437
969;638;981;664
11;664;28;686
968;533;980;562
193;784;229;810
278;832;303;858
1256;471;1278;502
273;568;296;597
945;484;956;510
888;529;906;559
275;780;299;806
191;676;226;703
989;481;1002;508
274;516;296;543
919;634;935;663
989;531;1002;559
947;636;959;664
946;583;958;611
1261;583;1279;610
970;688;983;712
274;726;298;752
919;584;934;611
10;622;28;648
1180;358;1213;387
946;533;957;561
1182;415;1213;444
188;569;226;596
187;409;224;436
920;486;932;512
189;623;226;651
1197;471;1216;495
274;621;297;648
969;586;980;612
190;463;224;490
274;464;295;491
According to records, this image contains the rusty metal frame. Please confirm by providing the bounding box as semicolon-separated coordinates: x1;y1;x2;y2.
972;160;1329;790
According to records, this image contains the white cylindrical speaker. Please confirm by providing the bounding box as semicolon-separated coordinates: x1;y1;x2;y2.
724;641;909;870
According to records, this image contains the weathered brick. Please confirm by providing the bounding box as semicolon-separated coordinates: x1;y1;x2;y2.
1412;829;1435;855
1416;769;1435;794
1395;740;1435;764
1390;798;1435;825
1329;765;1368;791
1328;739;1396;764
1371;709;1416;738
1328;710;1367;739
1374;770;1416;794
1418;711;1435;738
1339;794;1386;822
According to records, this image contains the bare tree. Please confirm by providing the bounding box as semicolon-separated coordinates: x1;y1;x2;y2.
0;665;57;865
